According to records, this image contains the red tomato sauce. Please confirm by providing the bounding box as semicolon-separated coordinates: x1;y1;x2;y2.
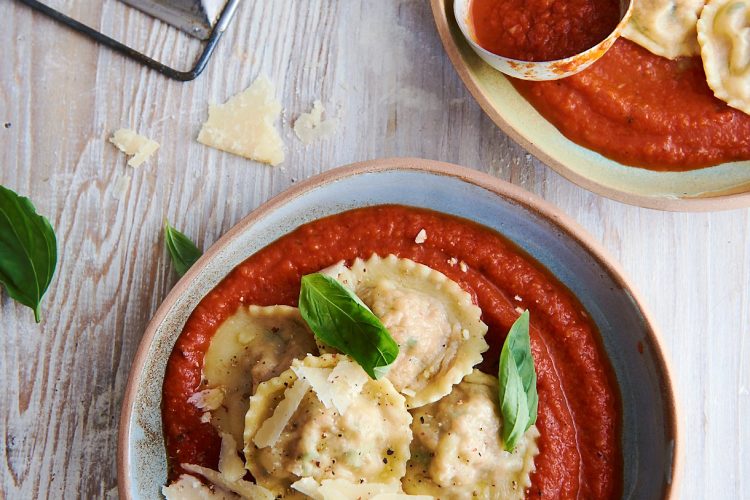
470;0;622;61
162;205;622;498
513;39;750;170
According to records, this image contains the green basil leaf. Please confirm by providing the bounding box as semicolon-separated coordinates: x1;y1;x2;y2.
298;273;399;380
498;310;538;451
164;221;202;277
0;185;57;323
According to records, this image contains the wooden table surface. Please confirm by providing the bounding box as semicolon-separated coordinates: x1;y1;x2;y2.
2;1;748;498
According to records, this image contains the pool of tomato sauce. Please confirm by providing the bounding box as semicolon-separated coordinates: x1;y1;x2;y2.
470;0;621;61
162;205;623;498
512;38;750;170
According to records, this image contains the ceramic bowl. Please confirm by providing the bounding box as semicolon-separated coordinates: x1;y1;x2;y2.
453;0;633;80
118;158;679;499
432;0;750;210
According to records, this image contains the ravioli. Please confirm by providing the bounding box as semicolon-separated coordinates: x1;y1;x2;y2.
198;305;318;448
322;255;489;408
623;0;706;59
243;354;412;498
698;0;750;114
404;371;539;500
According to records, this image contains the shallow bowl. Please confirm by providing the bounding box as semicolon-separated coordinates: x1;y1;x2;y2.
433;0;750;210
118;158;680;498
453;0;633;80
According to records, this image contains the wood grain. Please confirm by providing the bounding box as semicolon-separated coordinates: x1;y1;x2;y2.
1;0;748;498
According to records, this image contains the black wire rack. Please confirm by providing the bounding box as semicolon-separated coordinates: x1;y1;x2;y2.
15;0;241;81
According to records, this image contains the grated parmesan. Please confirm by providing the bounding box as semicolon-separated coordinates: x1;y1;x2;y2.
414;229;427;244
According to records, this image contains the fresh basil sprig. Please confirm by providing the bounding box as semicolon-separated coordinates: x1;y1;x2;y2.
164;221;202;277
298;272;399;380
498;310;538;452
0;185;57;323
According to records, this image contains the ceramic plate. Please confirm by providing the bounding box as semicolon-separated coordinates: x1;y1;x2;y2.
431;0;750;211
118;158;679;498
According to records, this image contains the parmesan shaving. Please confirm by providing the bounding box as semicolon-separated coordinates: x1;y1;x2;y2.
162;474;235;500
218;433;244;482
182;464;274;500
291;365;335;408
292;357;368;415
326;357;369;415
188;387;225;411
197;76;285;166
414;229;427;244
293;100;338;145
109;129;159;167
252;377;310;448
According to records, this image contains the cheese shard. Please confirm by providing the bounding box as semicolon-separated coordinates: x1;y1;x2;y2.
109;129;159;167
162;474;235;499
197;76;285;166
291;356;369;416
182;464;274;500
252;377;310;448
291;365;335;407
293;100;337;145
326;356;369;415
188;387;225;411
218;433;244;482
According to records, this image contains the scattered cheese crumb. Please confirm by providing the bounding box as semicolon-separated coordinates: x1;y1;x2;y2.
514;295;523;302
515;306;525;315
109;129;159;167
197;75;285;166
459;261;468;272
414;229;427;244
187;387;225;411
199;412;211;424
447;257;458;266
293;100;337;145
254;378;310;448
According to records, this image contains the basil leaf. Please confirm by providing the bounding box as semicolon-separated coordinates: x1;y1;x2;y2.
0;185;57;323
298;273;399;380
164;221;202;277
498;310;538;451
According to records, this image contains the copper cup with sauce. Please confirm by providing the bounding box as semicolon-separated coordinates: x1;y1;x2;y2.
454;0;634;80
